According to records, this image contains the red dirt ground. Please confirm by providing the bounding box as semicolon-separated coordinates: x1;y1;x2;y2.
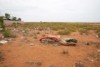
0;30;100;67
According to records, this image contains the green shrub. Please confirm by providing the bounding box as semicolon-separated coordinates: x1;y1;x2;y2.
2;30;16;38
78;28;88;34
58;30;71;35
97;32;100;38
95;28;100;33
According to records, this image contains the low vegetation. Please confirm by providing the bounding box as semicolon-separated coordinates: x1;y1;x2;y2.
25;60;42;67
0;51;4;62
0;16;16;38
2;29;16;38
97;32;100;38
50;64;57;67
58;29;71;35
62;49;69;55
23;22;100;33
78;28;88;35
74;62;84;67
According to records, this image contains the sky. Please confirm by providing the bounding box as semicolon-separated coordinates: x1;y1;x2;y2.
0;0;100;22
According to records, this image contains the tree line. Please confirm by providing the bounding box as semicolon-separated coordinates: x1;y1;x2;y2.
4;13;21;21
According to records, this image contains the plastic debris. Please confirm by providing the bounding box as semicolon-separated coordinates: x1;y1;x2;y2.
0;40;8;44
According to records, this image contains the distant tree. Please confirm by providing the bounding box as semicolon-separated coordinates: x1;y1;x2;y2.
18;18;21;21
12;17;17;21
5;13;10;20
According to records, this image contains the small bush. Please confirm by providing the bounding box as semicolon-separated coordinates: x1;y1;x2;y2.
58;30;71;35
35;61;42;66
74;62;84;67
25;60;42;67
50;64;57;67
37;32;40;34
78;28;88;35
0;52;4;62
2;30;16;38
97;32;100;38
62;49;69;55
95;27;100;33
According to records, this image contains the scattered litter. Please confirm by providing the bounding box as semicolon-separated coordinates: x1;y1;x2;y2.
87;57;94;62
50;64;57;67
4;38;13;41
74;61;85;67
25;60;42;67
0;40;8;44
40;35;61;45
60;38;77;46
96;50;100;61
96;35;99;38
30;43;34;46
97;50;100;54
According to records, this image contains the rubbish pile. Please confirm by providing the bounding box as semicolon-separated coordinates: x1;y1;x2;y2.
40;35;78;46
60;38;77;46
86;50;100;62
0;37;14;45
0;40;8;45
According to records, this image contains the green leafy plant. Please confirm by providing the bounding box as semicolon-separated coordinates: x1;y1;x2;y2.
3;30;16;38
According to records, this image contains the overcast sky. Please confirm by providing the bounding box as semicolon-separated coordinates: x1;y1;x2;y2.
0;0;100;22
